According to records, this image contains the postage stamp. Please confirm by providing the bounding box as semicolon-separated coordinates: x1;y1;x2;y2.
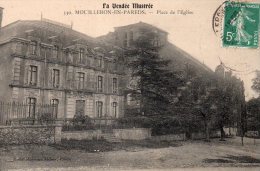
223;1;260;48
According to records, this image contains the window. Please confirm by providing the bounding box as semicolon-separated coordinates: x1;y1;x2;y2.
28;65;37;86
123;32;128;47
30;41;37;55
97;76;103;92
153;35;160;47
53;45;59;59
98;57;102;68
50;99;59;118
112;102;117;117
27;97;36;118
79;48;84;63
77;72;85;89
41;46;47;58
96;101;103;118
112;78;117;93
76;100;85;116
127;94;132;105
52;69;60;88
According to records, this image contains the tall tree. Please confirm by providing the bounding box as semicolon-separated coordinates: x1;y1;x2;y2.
126;28;183;116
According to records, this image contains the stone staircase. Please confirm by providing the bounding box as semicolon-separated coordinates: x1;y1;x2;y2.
102;133;121;143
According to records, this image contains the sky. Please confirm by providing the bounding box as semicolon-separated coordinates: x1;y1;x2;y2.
0;0;259;100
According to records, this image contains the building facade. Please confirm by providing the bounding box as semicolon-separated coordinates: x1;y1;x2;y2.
0;14;126;119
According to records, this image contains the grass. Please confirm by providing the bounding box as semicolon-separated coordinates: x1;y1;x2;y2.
51;139;182;152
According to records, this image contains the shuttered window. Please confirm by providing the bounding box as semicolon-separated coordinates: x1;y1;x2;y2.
28;65;37;86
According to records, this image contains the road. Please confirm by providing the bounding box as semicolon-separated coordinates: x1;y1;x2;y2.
0;137;259;170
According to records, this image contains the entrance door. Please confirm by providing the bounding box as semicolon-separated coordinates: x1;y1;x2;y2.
75;100;85;116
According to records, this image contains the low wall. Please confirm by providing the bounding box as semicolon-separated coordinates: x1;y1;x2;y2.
191;131;221;140
0;125;62;145
152;133;186;141
61;130;102;140
113;128;151;140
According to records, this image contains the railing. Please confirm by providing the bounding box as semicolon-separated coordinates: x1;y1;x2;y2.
0;102;57;125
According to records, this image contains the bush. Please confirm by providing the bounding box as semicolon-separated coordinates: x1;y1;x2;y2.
38;113;55;124
116;116;153;128
151;117;184;136
62;115;95;131
72;114;92;126
116;116;185;136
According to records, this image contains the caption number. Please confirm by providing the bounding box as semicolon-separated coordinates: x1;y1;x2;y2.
226;32;235;41
64;11;72;15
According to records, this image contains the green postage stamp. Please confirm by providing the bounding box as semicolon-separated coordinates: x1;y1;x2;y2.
223;1;260;48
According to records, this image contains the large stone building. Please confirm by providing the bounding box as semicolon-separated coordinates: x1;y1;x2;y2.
0;8;216;121
0;10;126;119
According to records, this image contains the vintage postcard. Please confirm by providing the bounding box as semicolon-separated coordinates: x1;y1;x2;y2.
0;0;259;170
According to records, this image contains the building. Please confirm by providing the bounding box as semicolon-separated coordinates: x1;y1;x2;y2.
98;21;168;49
98;22;214;113
0;9;126;120
0;9;221;121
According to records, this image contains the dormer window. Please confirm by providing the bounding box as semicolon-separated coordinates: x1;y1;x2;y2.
123;32;127;47
79;48;84;63
53;45;59;59
30;41;37;55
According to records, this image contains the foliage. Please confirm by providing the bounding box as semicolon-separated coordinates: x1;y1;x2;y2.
38;113;55;124
246;97;260;132
174;67;245;140
72;114;92;126
62;115;94;131
116;116;153;128
125;28;184;116
151;116;184;135
117;116;184;135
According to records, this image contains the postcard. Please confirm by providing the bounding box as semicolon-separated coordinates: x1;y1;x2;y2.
0;0;259;170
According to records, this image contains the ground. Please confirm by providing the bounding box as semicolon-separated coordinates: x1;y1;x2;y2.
0;137;259;170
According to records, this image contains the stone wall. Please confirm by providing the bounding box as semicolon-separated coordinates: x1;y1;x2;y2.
61;128;151;141
113;128;151;140
152;134;186;141
0;125;61;145
61;130;103;140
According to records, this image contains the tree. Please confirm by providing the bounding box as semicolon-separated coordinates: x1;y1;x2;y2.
246;97;260;134
174;70;217;141
125;28;183;116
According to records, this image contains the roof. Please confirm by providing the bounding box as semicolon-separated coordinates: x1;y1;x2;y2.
114;21;168;34
160;42;213;73
0;19;97;47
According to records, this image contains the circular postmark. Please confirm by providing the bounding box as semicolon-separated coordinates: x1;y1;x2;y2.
212;1;227;38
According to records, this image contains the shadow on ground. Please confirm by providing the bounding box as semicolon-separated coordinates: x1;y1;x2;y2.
204;155;260;164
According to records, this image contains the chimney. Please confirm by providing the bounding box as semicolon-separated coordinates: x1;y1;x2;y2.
0;7;3;29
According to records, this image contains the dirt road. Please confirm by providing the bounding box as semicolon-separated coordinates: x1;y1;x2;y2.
1;137;259;170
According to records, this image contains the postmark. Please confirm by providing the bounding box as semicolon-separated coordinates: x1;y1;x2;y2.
212;1;226;38
223;1;260;48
